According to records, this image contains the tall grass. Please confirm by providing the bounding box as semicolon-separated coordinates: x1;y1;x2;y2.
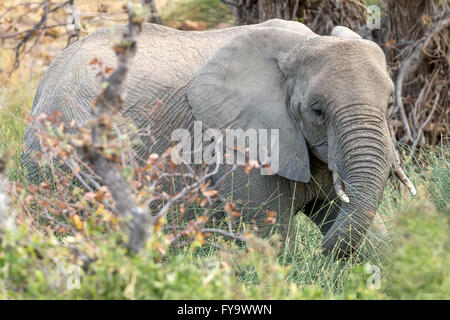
0;74;448;299
0;78;38;182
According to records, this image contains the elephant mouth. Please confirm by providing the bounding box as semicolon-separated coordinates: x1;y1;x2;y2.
310;141;328;164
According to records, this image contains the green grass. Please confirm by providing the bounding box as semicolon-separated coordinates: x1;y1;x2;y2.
0;76;37;181
0;134;448;299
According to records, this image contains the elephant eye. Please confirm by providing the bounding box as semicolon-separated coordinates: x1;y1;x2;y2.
312;108;323;117
388;95;395;109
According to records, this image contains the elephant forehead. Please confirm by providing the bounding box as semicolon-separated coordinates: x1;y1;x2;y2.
302;43;393;105
300;37;387;72
310;70;392;108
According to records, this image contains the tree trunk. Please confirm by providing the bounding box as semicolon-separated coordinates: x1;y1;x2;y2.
142;0;163;25
222;0;367;35
223;0;301;25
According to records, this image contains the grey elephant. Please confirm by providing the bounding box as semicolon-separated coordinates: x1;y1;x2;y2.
23;19;416;256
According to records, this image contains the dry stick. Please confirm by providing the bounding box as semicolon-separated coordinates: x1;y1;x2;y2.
152;152;226;221
412;79;432;130
2;0;73;71
410;90;441;156
413;70;439;131
66;0;80;47
394;14;450;144
200;228;249;243
80;8;151;253
394;42;421;143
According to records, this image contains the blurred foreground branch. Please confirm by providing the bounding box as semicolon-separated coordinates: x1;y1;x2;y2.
78;5;151;253
141;0;163;24
222;0;367;34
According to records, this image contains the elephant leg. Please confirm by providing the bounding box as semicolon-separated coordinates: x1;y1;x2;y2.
303;199;339;236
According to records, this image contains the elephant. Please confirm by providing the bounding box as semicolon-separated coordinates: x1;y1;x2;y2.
23;19;416;257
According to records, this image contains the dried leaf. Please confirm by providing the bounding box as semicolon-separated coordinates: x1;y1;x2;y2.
264;210;277;225
231;211;241;218
224;200;236;214
71;214;83;230
202;188;218;198
89;58;99;65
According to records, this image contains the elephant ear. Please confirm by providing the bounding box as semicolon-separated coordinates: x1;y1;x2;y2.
187;27;311;182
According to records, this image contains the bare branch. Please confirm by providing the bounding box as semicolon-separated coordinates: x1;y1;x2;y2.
77;5;151;253
0;0;74;72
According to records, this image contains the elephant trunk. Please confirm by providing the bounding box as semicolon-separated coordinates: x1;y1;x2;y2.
323;107;392;257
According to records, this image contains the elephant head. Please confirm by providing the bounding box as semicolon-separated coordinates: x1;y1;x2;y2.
187;24;415;257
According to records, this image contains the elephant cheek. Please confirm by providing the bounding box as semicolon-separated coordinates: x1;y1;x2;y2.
311;143;328;164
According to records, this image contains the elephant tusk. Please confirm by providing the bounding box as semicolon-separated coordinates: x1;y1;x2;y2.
332;171;350;204
394;167;417;196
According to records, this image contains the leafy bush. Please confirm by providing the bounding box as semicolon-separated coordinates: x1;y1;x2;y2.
383;201;449;299
0;146;447;299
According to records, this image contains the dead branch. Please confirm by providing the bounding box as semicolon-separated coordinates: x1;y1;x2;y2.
78;5;151;253
410;90;441;156
0;0;74;72
141;0;163;24
393;13;450;146
201;228;250;243
66;0;81;47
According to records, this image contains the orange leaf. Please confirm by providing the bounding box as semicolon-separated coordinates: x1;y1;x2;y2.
154;216;162;232
71;215;83;230
224;201;236;214
105;67;114;74
39;182;50;190
196;216;208;223
264;210;277;225
89;58;99;65
95;186;109;202
202;189;218;198
231;211;241;218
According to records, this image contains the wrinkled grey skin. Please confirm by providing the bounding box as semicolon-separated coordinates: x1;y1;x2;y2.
24;19;396;256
